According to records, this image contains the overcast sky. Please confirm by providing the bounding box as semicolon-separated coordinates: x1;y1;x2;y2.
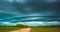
0;0;60;26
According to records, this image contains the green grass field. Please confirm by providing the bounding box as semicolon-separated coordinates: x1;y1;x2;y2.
0;24;28;32
31;27;60;32
0;25;60;32
0;26;25;32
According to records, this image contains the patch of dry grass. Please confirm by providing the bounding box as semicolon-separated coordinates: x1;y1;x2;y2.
31;27;60;32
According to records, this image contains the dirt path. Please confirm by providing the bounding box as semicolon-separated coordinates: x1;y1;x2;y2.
10;28;31;32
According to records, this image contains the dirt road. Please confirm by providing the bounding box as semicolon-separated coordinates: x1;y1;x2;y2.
10;28;31;32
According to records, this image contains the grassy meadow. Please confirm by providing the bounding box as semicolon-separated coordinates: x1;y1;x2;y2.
0;26;25;32
31;26;60;32
0;24;60;32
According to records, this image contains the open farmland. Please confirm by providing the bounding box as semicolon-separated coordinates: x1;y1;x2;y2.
0;26;60;32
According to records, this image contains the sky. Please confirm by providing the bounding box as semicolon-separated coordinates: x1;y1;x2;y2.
0;0;60;26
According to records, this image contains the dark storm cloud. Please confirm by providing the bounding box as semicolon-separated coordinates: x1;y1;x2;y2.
0;0;60;26
0;0;59;15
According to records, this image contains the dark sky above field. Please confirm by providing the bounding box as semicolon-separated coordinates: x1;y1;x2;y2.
0;0;60;26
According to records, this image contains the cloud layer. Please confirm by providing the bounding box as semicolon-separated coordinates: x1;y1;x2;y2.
1;21;60;26
0;0;60;26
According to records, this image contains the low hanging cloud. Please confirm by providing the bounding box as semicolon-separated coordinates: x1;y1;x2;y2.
0;0;60;26
1;21;60;26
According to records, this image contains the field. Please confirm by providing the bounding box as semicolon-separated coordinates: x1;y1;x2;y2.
0;26;25;32
0;25;60;32
31;27;60;32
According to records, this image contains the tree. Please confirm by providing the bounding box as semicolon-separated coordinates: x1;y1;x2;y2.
16;24;28;27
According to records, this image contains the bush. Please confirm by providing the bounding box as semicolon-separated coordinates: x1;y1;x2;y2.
16;24;28;28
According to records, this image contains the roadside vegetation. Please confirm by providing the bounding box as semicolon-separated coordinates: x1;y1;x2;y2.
0;24;60;32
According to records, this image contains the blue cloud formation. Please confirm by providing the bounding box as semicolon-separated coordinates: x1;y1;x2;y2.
0;0;60;26
1;21;60;26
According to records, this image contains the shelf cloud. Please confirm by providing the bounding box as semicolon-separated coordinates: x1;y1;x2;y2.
0;0;60;26
1;21;60;26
